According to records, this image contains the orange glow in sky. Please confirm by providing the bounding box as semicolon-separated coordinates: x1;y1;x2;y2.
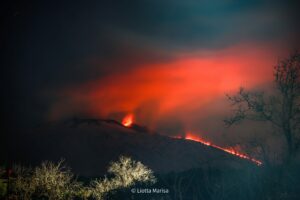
49;43;285;128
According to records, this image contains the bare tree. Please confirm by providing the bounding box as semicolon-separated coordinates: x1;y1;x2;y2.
225;51;300;163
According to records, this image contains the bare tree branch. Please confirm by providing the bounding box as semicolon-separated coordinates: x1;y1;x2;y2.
225;51;300;164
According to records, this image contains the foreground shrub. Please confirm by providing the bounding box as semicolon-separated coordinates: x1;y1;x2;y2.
31;160;82;200
10;161;81;200
11;165;35;200
7;156;155;200
0;166;6;198
91;156;156;200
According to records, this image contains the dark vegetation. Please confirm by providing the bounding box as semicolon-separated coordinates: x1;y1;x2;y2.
0;156;156;200
225;51;300;165
2;161;300;199
222;51;300;199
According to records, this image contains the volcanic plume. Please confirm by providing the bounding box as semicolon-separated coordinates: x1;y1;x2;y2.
122;114;134;127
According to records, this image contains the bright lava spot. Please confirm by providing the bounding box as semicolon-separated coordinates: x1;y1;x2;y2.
183;132;262;166
122;114;134;127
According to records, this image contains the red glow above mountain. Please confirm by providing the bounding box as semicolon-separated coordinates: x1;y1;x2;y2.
49;43;285;131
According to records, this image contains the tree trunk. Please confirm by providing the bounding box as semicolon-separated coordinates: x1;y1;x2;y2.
284;127;294;164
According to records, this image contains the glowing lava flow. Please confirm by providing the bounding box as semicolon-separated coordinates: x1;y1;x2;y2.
120;115;262;165
122;114;134;127
183;133;262;166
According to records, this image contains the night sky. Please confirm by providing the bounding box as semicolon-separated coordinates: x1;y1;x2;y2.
1;0;300;140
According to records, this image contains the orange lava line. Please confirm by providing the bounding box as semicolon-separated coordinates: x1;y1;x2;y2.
178;133;262;166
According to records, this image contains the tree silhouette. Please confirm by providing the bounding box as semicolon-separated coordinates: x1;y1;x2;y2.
225;51;300;163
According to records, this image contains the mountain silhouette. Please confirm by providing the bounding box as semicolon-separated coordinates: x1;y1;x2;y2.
8;118;256;177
